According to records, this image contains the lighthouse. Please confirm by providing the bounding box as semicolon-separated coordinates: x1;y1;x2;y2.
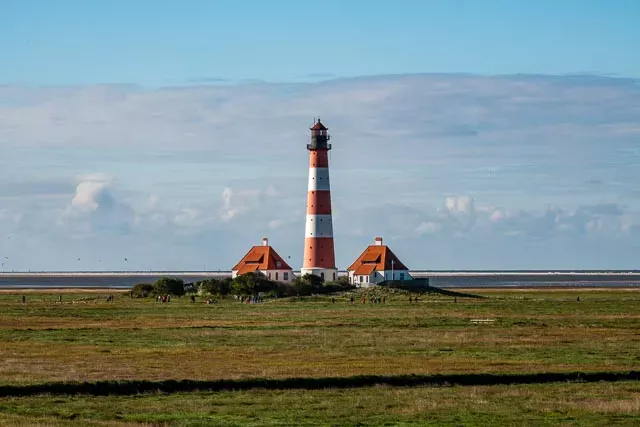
301;118;337;282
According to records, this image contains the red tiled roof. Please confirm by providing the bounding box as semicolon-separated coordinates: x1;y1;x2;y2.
232;244;292;273
362;253;380;263
354;264;377;275
235;263;260;276
347;244;409;272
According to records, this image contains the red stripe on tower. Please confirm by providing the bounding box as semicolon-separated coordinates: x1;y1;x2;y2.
301;118;337;282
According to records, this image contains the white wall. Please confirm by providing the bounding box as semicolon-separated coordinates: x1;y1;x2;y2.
231;269;294;282
348;269;412;287
263;269;294;282
348;271;374;287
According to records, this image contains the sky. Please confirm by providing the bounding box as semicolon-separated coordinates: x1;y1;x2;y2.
0;2;639;271
2;0;640;85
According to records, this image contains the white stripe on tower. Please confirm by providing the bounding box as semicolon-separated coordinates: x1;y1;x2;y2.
304;214;334;238
307;167;331;191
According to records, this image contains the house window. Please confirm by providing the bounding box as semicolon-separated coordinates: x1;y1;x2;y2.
275;272;279;280
267;272;271;279
400;272;405;280
333;272;336;280
359;275;364;283
284;272;289;281
321;272;325;280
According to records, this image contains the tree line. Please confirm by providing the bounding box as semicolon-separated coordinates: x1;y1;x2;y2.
130;272;353;299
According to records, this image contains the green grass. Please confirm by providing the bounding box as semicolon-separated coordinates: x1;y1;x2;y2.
0;288;638;425
0;381;638;426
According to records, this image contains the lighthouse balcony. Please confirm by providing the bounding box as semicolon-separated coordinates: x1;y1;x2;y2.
307;143;332;150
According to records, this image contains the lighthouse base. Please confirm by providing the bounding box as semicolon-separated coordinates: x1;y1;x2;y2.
299;268;337;283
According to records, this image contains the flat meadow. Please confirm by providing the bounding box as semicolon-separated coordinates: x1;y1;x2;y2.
0;287;638;425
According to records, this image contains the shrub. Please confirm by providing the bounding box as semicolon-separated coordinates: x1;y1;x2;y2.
197;278;231;297
152;278;185;296
231;272;278;296
130;283;154;298
322;276;355;293
291;274;324;296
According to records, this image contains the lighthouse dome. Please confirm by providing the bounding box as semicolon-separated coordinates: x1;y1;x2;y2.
310;119;328;131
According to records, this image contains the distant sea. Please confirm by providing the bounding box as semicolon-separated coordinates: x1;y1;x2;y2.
1;271;639;289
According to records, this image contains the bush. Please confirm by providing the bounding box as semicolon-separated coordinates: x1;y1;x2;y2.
291;274;325;296
130;283;154;298
152;277;185;296
322;276;355;293
196;278;231;297
231;273;278;296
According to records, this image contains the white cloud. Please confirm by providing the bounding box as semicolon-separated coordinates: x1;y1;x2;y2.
445;196;475;215
57;174;134;237
416;221;441;235
70;174;115;211
218;187;266;222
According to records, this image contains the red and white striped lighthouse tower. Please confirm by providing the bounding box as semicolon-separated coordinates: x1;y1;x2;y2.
301;118;337;281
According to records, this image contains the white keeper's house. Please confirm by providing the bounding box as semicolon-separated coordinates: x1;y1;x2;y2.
347;237;413;287
232;238;294;283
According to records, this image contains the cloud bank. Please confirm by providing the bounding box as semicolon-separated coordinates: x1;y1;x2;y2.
0;73;639;271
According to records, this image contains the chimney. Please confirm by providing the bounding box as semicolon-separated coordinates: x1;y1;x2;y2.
262;237;269;246
374;237;383;246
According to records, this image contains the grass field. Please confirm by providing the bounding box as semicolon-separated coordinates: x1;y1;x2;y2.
0;287;638;425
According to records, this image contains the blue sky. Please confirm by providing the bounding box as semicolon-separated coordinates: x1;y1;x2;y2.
0;2;639;271
2;1;639;85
